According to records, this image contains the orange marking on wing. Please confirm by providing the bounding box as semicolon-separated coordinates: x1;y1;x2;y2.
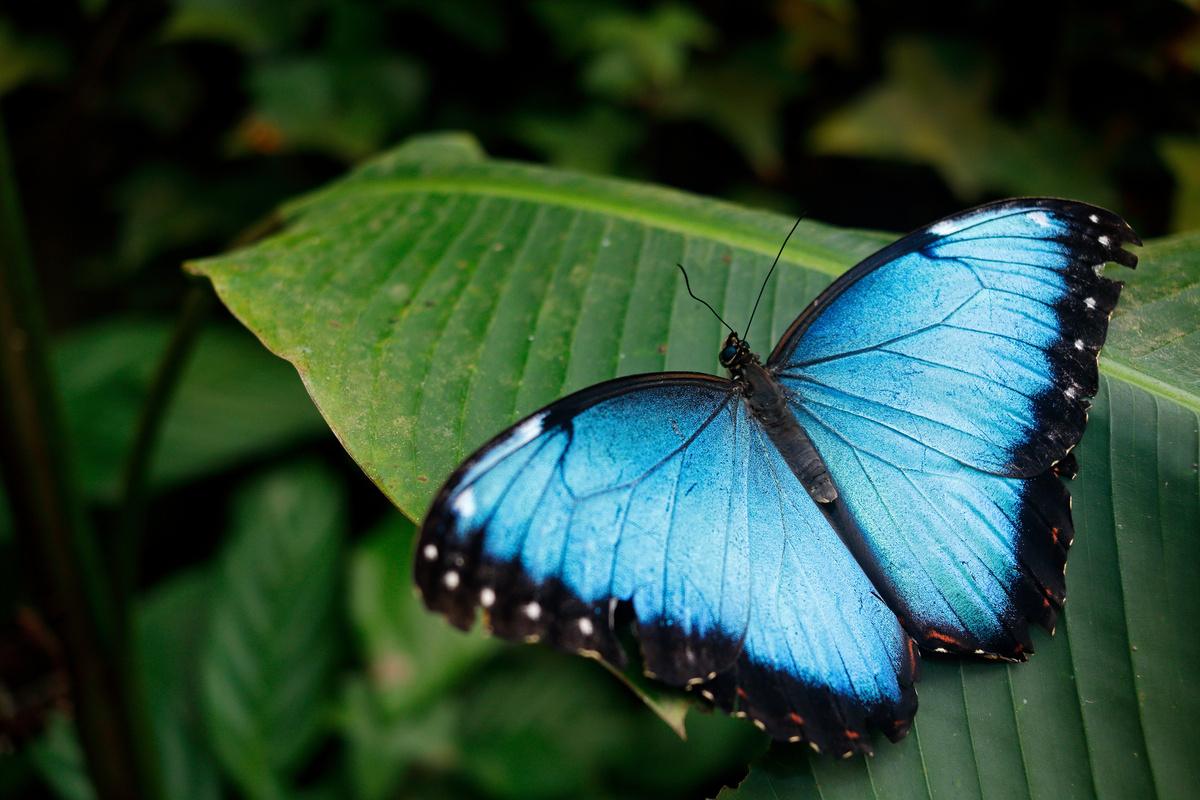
789;712;804;725
844;729;860;740
735;687;749;700
924;629;960;646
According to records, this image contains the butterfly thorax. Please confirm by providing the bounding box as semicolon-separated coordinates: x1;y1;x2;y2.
720;332;838;504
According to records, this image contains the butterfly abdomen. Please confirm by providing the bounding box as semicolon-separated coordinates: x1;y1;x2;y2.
739;359;838;504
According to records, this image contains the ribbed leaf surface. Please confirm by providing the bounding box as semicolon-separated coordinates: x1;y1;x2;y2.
200;463;345;800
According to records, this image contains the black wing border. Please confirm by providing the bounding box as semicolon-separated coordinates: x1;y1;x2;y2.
765;197;1141;369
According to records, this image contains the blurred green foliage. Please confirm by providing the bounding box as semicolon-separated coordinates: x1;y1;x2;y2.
1;1;1198;799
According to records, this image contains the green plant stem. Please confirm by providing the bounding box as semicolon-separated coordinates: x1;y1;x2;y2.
0;116;158;800
115;281;215;605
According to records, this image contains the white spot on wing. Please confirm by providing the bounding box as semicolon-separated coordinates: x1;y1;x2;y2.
453;488;476;518
1030;211;1053;228
1074;339;1085;351
1089;214;1100;223
443;570;460;590
423;543;438;561
523;601;541;620
480;587;496;607
509;412;547;447
930;217;970;235
1065;386;1078;400
578;617;593;635
1084;297;1097;309
1098;235;1111;246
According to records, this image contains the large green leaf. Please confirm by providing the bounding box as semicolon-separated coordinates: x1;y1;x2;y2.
189;133;1200;798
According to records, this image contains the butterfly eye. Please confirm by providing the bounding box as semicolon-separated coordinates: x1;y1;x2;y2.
720;344;738;364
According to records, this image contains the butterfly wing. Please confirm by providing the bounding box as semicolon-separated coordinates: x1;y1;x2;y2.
768;199;1139;658
416;373;917;754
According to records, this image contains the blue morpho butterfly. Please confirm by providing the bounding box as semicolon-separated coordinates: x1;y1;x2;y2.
415;198;1140;756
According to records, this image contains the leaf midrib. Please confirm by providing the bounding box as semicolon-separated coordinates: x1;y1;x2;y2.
284;176;856;278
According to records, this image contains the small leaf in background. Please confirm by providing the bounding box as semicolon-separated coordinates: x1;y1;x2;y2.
342;513;491;799
810;37;1119;207
339;679;464;800
114;50;201;136
51;319;329;502
393;0;508;53
0;18;67;96
512;105;643;175
457;653;641;800
1160;137;1200;233
112;164;232;270
596;654;693;742
776;0;857;69
456;651;764;800
24;714;96;800
137;569;224;800
580;3;715;101
162;0;311;55
200;462;347;800
235;55;425;162
347;513;496;716
658;45;798;180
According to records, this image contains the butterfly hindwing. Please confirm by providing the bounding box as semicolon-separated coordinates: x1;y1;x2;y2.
793;401;1073;657
416;374;918;754
769;199;1138;658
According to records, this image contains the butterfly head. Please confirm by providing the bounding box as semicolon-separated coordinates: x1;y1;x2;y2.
719;332;755;371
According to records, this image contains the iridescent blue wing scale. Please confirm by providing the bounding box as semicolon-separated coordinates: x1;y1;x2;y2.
768;198;1140;658
416;374;918;755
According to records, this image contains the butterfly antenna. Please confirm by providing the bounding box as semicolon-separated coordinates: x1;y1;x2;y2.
744;215;804;341
678;264;735;334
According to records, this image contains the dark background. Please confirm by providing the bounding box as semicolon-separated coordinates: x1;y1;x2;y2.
6;0;1197;331
1;1;1197;798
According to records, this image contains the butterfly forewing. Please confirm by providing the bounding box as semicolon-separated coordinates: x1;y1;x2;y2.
416;373;918;755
